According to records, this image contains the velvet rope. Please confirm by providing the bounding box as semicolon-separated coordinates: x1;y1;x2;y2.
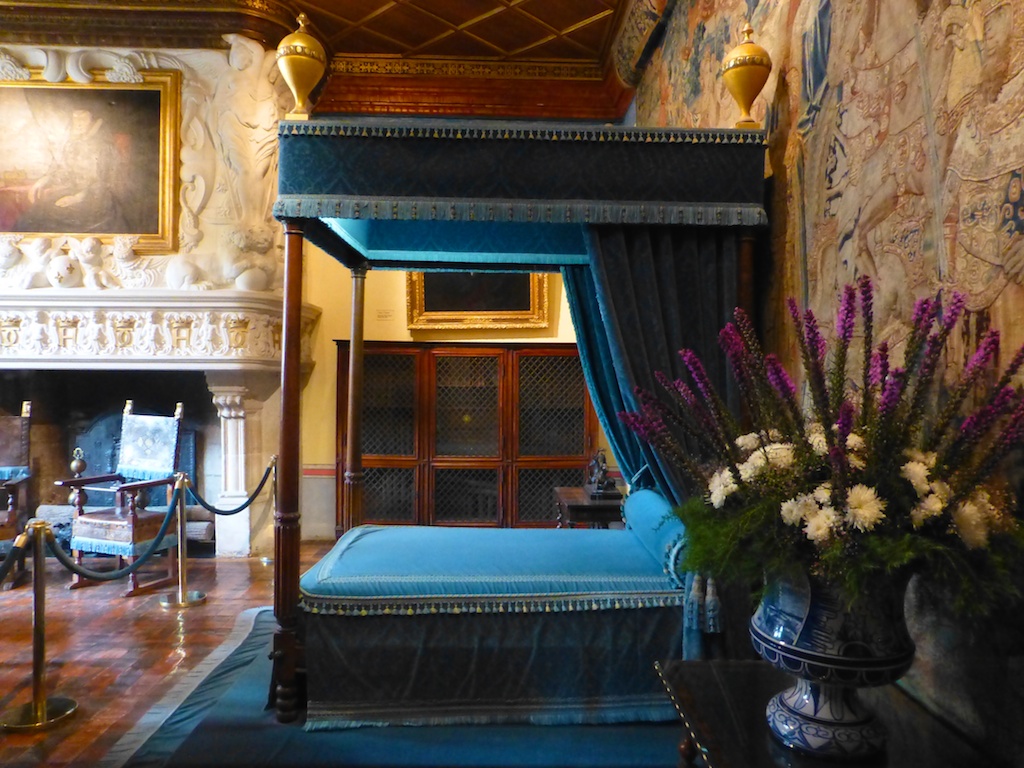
0;533;28;586
45;486;181;582
185;457;276;516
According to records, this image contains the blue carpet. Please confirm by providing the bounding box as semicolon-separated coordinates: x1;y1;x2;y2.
107;609;683;768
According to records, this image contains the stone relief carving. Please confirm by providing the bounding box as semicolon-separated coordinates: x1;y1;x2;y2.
0;42;288;293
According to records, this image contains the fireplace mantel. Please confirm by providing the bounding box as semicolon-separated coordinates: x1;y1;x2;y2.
0;289;319;372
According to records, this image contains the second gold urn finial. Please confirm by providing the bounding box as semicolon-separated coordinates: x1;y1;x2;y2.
275;13;327;119
722;22;772;129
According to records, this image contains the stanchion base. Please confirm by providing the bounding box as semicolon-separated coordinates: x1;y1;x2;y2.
159;590;207;609
0;696;78;731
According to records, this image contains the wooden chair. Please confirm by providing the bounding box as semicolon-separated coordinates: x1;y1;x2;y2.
0;401;32;589
56;400;183;597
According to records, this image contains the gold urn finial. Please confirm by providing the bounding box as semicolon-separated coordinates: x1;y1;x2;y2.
275;13;327;120
721;22;772;129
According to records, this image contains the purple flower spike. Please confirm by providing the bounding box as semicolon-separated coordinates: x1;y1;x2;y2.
719;323;747;360
835;399;854;443
963;330;1000;381
804;309;827;361
941;291;967;334
765;354;797;401
837;284;857;344
911;296;935;333
870;342;890;387
858;275;875;319
879;367;905;416
679;348;716;403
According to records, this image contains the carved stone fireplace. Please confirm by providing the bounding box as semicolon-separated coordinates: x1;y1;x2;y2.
0;288;319;556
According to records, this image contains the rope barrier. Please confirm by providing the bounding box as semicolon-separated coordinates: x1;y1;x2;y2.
0;532;29;587
185;455;276;516
45;484;182;582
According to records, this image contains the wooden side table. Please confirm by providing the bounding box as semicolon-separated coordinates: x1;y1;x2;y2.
553;486;623;528
654;660;992;768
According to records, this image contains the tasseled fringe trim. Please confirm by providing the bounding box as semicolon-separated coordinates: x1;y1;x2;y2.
69;535;178;557
300;590;686;617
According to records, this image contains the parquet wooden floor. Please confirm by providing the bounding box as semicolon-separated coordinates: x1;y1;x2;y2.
0;541;333;768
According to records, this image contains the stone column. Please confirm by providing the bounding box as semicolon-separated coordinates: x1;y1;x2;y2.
209;386;259;556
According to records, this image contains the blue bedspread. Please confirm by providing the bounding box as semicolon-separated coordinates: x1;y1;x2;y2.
300;523;685;616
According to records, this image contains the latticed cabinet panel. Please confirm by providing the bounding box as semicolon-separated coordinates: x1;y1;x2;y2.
517;353;588;457
431;467;501;524
433;354;500;458
336;341;599;533
516;466;588;524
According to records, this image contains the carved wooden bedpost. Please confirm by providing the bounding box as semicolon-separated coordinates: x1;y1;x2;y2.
273;218;304;722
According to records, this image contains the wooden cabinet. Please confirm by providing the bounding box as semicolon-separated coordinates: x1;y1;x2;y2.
335;342;599;531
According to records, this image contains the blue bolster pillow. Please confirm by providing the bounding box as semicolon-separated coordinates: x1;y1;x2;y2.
622;488;687;588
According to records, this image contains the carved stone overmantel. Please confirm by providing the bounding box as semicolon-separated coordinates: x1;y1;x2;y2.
0;289;319;371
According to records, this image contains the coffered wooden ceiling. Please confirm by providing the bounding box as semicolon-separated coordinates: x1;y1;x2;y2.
0;0;674;119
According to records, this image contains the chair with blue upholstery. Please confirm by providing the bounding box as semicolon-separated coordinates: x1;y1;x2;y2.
56;400;183;597
0;401;32;589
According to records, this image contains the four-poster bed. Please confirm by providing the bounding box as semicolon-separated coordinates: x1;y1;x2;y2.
271;119;768;723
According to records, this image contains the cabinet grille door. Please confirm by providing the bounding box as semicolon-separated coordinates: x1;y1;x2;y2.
518;354;587;456
517;467;588;524
433;468;500;524
435;356;499;457
363;354;416;456
363;467;416;524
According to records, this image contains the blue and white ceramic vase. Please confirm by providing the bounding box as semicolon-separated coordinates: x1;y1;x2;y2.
749;571;915;761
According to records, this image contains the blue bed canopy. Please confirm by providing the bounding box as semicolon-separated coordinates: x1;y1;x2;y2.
270;116;768;712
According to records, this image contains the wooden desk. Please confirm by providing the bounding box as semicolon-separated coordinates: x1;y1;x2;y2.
655;660;992;768
553;486;623;528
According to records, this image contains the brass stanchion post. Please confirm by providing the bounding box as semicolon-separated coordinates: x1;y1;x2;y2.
160;475;206;610
1;521;77;730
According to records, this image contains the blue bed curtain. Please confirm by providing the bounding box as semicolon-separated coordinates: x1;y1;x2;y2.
563;223;742;659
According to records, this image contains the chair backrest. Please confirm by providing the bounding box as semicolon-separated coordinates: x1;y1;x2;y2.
0;402;30;482
115;400;184;482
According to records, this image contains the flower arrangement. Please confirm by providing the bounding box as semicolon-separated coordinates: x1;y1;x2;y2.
621;277;1024;614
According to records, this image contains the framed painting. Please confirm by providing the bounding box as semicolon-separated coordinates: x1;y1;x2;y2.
0;69;180;253
407;272;550;330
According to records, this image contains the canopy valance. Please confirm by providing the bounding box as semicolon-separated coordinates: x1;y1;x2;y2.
273;119;767;270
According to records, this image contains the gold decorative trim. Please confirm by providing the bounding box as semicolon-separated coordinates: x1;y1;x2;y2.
330;56;604;81
406;272;549;331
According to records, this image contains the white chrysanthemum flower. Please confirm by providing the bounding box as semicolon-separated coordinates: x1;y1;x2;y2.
708;468;738;509
780;493;817;526
804;506;838;544
767;429;784;442
848;453;866;471
911;493;945;527
807;423;828;456
846;432;866;452
735;432;761;452
763;443;795;469
901;461;931;496
952;500;989;549
813;482;832;506
738;450;768;482
845;484;887;532
930;480;951;504
904;449;937;468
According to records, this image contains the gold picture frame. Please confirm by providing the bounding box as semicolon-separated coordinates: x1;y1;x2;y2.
0;69;180;253
407;272;550;330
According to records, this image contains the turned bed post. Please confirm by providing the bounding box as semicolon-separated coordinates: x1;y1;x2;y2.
342;264;367;532
273;218;304;723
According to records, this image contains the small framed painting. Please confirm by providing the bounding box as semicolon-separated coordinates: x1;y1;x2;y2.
0;69;180;253
407;272;549;330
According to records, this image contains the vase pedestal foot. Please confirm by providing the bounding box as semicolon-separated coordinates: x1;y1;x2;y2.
766;680;887;761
